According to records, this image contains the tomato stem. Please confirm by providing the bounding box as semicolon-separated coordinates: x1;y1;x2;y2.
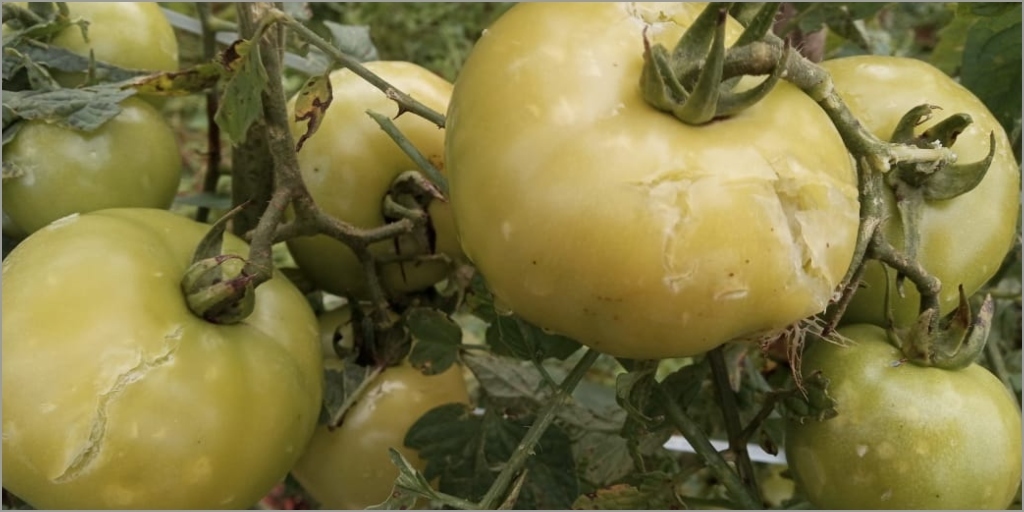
707;347;763;504
658;382;763;510
271;10;447;129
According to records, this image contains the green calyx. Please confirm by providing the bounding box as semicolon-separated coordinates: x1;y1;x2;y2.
180;205;256;325
639;2;785;125
887;286;994;371
181;254;256;325
885;105;996;261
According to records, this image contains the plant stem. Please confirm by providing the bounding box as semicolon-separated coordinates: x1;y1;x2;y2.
476;348;600;509
196;2;223;224
707;347;762;503
367;110;449;197
658;384;762;510
270;10;447;128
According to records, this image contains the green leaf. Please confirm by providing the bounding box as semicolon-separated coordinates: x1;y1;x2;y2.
571;473;683;510
365;449;435;510
486;315;581;362
317;361;379;426
214;39;267;145
172;191;232;211
405;405;578;509
930;7;974;76
405;307;461;375
323;21;379;62
960;3;1022;140
785;3;891;51
2;40;145;84
2;85;134;132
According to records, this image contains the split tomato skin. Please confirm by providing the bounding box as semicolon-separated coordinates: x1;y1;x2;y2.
444;2;860;359
785;324;1022;510
1;208;323;509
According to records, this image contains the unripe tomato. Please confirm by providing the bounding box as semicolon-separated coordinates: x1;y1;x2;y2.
2;97;183;234
285;61;462;298
785;324;1022;509
290;361;471;510
822;56;1021;327
445;2;860;359
2;208;323;509
50;2;179;85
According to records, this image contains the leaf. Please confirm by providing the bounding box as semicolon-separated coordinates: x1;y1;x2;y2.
317;361;379;426
323;21;379;62
571;430;637;487
2;39;146;84
172;191;232;211
291;72;333;152
571;473;683;510
405;405;579;509
366;449;436;510
785;3;891;51
405;307;461;375
127;61;227;97
2;85;134;132
960;3;1022;140
214;39;267;145
930;7;974;76
486;315;582;362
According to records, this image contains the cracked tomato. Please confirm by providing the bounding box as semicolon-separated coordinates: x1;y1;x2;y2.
290;361;470;510
785;324;1022;509
285;61;462;299
822;56;1021;327
444;2;860;359
1;208;323;509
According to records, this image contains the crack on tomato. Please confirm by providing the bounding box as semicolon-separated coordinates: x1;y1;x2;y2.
53;329;182;484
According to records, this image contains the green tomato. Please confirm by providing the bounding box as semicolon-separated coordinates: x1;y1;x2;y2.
285;61;462;298
50;2;179;85
785;324;1022;509
2;97;182;234
290;361;470;510
2;208;323;509
822;56;1021;327
445;2;860;359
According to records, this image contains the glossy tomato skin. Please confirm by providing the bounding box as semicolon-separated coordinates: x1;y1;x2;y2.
445;2;860;359
785;324;1022;510
822;56;1021;327
1;208;323;509
50;2;179;85
2;97;182;234
290;362;470;510
285;61;462;299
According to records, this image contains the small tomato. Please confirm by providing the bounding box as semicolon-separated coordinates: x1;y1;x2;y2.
785;324;1022;509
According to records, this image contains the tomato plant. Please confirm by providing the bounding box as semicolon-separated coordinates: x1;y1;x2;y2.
2;97;182;234
48;2;179;85
785;324;1022;509
444;2;861;359
289;361;470;510
823;56;1021;328
285;61;462;299
1;208;323;509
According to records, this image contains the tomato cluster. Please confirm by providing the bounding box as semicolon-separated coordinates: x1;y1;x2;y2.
2;2;1020;511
